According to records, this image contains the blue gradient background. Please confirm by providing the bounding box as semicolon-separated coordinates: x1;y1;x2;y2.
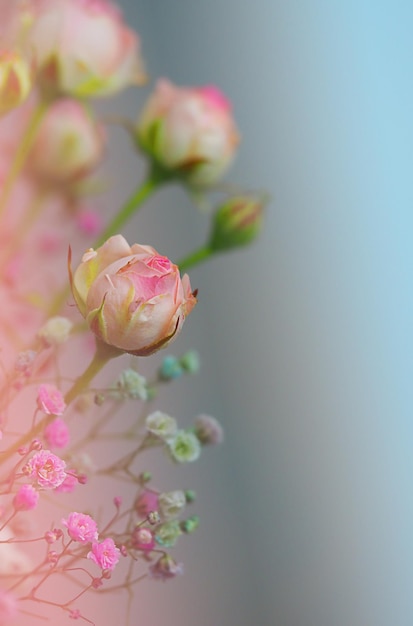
99;2;413;624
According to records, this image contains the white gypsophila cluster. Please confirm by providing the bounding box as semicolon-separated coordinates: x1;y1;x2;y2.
114;368;148;400
158;490;186;519
145;410;178;440
37;316;73;346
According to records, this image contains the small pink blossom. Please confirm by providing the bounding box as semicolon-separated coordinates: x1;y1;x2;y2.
44;418;70;449
62;512;98;544
37;384;66;416
54;473;77;494
13;484;39;511
87;537;120;571
131;527;155;551
135;490;159;518
23;450;67;489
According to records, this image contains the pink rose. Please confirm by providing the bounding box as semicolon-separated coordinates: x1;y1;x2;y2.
70;235;197;356
28;0;145;98
29;99;105;184
136;79;239;187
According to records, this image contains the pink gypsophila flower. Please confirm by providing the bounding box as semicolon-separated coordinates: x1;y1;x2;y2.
37;384;66;415
62;512;98;544
135;490;159;518
13;484;39;511
87;537;120;571
54;472;78;494
23;450;67;489
44;418;70;449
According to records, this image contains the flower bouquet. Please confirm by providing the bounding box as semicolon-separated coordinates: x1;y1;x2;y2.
0;1;265;624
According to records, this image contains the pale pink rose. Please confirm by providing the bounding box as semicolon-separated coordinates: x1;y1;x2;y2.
23;450;67;489
136;79;240;187
36;384;66;415
62;512;98;544
70;235;197;356
87;537;120;570
44;418;70;449
28;0;145;98
13;484;39;511
29;99;105;184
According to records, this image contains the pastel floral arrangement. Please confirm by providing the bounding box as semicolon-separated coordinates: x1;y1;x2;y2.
0;1;264;624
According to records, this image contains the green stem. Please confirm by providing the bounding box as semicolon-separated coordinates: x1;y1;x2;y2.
176;245;213;273
64;340;119;405
95;166;166;247
0;342;116;466
46;168;166;318
0;100;49;219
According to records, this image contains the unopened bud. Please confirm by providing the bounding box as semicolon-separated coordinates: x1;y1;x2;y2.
180;515;200;534
0;50;32;117
209;193;265;252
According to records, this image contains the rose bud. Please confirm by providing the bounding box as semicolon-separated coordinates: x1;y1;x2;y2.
136;79;239;188
28;0;146;98
29;99;105;184
209;193;265;251
0;50;32;117
70;235;197;356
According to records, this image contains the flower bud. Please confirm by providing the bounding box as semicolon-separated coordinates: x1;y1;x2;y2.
158;355;183;381
28;0;146;98
70;235;197;357
180;515;200;534
209;194;264;251
194;414;224;445
29;99;105;185
179;350;200;374
0;50;32;117
149;554;184;581
136;79;239;188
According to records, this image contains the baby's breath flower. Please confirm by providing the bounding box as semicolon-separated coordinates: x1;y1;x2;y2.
87;538;120;571
23;450;67;489
168;430;201;463
149;554;184;581
62;512;98;544
145;411;177;441
158;490;186;519
155;520;182;548
113;368;148;400
194;414;224;445
37;316;73;346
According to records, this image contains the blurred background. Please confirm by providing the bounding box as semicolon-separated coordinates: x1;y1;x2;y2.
98;1;413;625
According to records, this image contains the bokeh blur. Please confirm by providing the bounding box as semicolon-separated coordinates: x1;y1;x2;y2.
95;2;413;625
